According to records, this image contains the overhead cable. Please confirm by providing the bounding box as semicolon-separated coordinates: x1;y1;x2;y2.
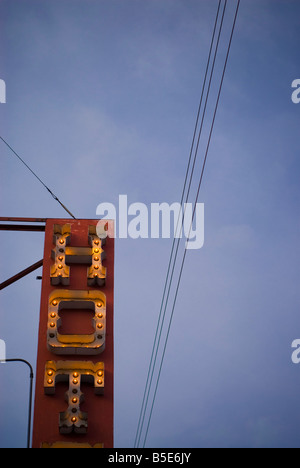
134;0;224;449
0;136;76;219
139;0;241;448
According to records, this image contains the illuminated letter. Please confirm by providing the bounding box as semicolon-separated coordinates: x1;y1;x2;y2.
50;224;106;287
44;361;104;434
47;289;106;355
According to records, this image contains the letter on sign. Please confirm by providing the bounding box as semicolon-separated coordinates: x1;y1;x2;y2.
44;360;104;434
50;224;106;286
47;289;106;355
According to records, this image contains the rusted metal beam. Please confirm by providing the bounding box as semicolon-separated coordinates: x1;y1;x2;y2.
0;224;45;232
0;217;47;223
0;259;43;290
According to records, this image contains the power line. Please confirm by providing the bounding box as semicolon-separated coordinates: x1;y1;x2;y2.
140;0;228;446
140;0;241;448
0;136;76;219
134;0;225;448
142;0;241;447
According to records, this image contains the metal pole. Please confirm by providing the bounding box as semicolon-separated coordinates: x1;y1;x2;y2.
0;359;34;448
0;217;46;223
0;224;45;232
0;259;43;290
0;216;42;447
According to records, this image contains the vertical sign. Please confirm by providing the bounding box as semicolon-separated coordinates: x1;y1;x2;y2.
32;219;114;448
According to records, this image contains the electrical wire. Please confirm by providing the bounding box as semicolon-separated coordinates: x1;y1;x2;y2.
139;0;241;448
135;0;227;448
0;136;76;219
134;0;224;449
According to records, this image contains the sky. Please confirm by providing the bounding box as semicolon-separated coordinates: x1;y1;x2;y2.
0;0;300;449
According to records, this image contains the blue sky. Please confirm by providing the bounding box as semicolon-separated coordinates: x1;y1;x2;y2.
0;0;300;448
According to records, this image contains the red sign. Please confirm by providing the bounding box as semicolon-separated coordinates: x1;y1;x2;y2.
32;219;114;448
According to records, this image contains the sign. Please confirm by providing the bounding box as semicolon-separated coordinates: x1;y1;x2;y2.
32;219;114;448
